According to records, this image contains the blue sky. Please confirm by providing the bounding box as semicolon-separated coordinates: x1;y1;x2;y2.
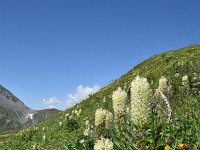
0;0;200;110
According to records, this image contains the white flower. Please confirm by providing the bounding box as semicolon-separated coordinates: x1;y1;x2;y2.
85;120;89;127
42;127;45;131
65;113;69;118
182;75;189;86
75;109;78;115
33;144;36;149
43;134;46;141
95;108;107;127
130;75;152;127
59;121;62;126
94;137;113;150
158;76;168;93
112;87;127;121
78;109;82;116
174;73;180;77
83;128;90;136
80;139;84;144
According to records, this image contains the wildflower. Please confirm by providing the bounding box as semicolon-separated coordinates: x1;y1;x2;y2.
164;137;175;150
59;121;62;126
95;108;107;138
65;113;69;118
75;109;78;115
94;137;113;150
158;76;170;94
112;87;127;122
83;117;89;121
105;111;113;129
80;139;84;144
130;75;152;127
42;127;45;131
174;73;180;78
157;76;172;123
95;108;107;127
84;119;91;136
43;134;46;141
33;144;37;149
85;120;89;127
182;75;189;86
75;109;81;117
83;128;90;136
178;144;189;150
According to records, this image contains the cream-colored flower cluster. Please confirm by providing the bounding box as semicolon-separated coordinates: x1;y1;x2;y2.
95;108;107;138
94;137;113;150
174;73;180;78
72;109;82;117
112;87;127;122
95;108;107;127
83;119;91;136
95;108;113;137
130;75;152;127
158;76;168;93
182;75;189;86
105;111;113;129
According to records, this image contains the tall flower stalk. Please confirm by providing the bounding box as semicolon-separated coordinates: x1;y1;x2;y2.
95;108;107;138
112;87;127;123
158;76;171;96
111;87;129;149
157;76;172;123
130;75;152;128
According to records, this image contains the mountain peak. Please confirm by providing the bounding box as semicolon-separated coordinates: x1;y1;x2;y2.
0;85;24;104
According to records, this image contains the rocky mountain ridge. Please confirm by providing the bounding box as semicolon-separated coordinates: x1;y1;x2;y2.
0;85;60;131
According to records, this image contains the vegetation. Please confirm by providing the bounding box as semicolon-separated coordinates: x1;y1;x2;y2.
33;109;61;124
0;45;200;149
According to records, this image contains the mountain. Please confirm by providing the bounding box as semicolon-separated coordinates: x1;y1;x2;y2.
0;85;60;132
0;85;35;131
1;45;200;149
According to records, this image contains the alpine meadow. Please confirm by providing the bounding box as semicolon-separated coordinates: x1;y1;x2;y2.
0;45;200;150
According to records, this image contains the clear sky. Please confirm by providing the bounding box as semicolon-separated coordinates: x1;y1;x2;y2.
1;0;200;110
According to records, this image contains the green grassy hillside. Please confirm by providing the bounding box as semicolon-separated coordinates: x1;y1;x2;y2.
1;45;200;149
33;109;61;124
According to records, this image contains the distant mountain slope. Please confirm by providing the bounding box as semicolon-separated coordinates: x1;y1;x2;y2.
0;85;61;131
1;45;200;149
34;108;60;123
0;85;34;131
